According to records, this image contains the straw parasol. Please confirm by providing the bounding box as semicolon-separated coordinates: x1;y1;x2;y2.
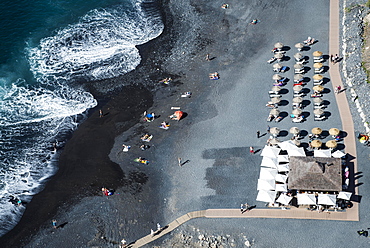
271;86;281;92
295;43;304;49
274;53;283;59
273;63;282;70
292;139;301;146
270;127;280;135
294;74;304;82
311;140;322;148
294;53;303;59
289;127;300;134
329;128;340;136
271;97;281;104
269;138;281;145
274;42;284;49
326;140;338;148
313;51;323;57
272;74;282;80
292;97;303;103
270;108;280;116
313;62;323;68
292;109;302;116
313;97;323;103
293;85;302;92
311;127;323;135
313;74;323;80
314;109;324;116
294;63;303;69
313;85;324;92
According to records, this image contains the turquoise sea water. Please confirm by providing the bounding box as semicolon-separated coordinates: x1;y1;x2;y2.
0;0;163;236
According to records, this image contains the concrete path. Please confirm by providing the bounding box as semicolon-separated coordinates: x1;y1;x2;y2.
128;1;359;247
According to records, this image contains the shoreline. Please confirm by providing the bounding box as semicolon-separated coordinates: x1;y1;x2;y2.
3;0;370;247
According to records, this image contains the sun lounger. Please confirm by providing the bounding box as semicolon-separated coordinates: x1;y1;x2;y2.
269;94;282;98
281;66;288;73
314;68;324;74
314;116;326;121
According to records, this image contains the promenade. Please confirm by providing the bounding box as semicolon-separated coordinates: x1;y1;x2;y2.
129;0;359;247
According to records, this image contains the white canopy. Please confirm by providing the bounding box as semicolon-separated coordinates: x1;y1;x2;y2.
314;149;332;158
297;193;316;205
332;150;346;158
278;155;289;163
318;194;337;206
277;163;290;172
257;179;276;191
256;190;276;203
287;147;306;157
260;145;281;158
338;191;352;200
278;140;299;151
276;184;288;192
276;193;293;205
275;174;288;183
259;167;278;180
260;156;278;168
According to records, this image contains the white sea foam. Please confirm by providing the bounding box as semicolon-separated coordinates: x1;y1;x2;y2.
28;3;164;81
0;0;163;236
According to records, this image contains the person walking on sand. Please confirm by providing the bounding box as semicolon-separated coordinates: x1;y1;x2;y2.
249;147;254;154
206;54;210;61
52;219;57;229
178;157;182;167
257;131;260;138
267;125;270;133
99;109;103;118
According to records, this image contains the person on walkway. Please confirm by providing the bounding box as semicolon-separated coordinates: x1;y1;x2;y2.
52;219;57;229
150;229;155;236
335;85;341;94
330;54;334;65
257;131;260;138
157;223;161;231
249;147;254;154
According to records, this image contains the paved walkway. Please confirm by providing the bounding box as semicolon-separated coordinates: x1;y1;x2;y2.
128;1;359;247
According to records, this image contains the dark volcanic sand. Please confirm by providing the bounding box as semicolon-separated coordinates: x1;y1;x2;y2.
0;0;205;246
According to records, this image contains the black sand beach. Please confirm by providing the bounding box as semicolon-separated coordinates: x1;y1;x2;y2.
3;0;370;247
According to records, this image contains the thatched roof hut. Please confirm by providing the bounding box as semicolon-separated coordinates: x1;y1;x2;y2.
288;157;342;191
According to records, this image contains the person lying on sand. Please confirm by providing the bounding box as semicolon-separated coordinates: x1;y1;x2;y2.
141;134;153;142
209;72;219;80
159;77;172;84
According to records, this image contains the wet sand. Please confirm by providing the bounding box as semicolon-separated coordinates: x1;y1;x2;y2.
2;0;370;247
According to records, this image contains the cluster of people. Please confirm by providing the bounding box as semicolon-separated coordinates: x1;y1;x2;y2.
209;72;219;80
101;187;114;196
330;54;341;64
303;36;316;46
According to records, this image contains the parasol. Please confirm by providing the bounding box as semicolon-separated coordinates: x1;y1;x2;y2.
311;127;322;134
313;62;323;68
313;51;323;57
311;140;322;148
326;140;338;148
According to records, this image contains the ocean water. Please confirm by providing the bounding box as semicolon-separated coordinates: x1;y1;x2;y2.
0;0;163;236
